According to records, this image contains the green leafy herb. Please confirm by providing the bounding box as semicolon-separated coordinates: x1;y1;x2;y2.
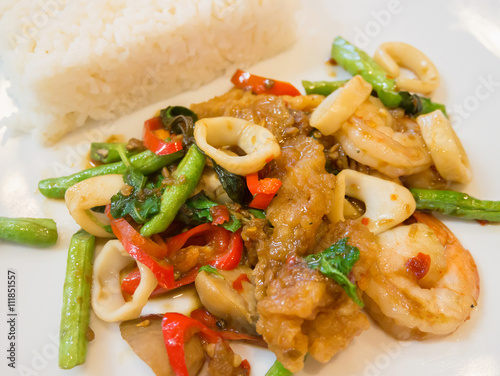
305;237;363;307
179;193;242;232
247;208;266;219
160;106;198;148
110;168;162;224
265;359;293;376
198;265;222;277
211;159;252;206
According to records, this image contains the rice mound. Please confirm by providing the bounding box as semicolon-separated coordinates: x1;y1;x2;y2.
0;0;299;144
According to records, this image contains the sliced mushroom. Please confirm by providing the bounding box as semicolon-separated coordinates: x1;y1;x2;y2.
120;315;204;376
195;266;258;334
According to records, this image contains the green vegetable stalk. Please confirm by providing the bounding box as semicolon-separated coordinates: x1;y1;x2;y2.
180;193;242;232
411;188;500;222
90;142;140;164
39;149;183;199
59;229;95;369
140;145;206;237
305;237;363;307
302;79;348;96
0;217;57;247
331;36;401;107
265;359;293;376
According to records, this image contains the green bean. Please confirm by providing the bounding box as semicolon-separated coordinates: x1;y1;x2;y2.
410;188;500;221
265;359;293;376
331;36;401;108
302;79;348;96
39;149;184;199
59;229;95;369
140;145;206;237
90;142;140;164
0;217;57;247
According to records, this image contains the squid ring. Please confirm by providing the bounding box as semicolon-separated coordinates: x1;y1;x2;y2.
91;240;157;322
65;174;124;238
310;75;373;135
328;169;416;234
417;110;472;183
374;42;440;95
194;117;281;175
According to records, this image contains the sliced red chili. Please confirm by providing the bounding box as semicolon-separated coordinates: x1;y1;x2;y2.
143;116;183;156
122;224;243;295
232;273;251;293
405;252;431;280
246;172;282;210
162;312;221;376
231;69;301;96
106;205;175;289
210;229;243;270
210;205;230;225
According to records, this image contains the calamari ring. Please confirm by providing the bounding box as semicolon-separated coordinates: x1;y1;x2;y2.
310;75;372;135
194;116;280;175
328;169;415;234
374;42;440;95
65;174;124;237
417;110;472;183
91;240;157;322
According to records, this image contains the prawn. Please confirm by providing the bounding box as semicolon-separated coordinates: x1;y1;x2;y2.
360;211;479;340
337;97;432;178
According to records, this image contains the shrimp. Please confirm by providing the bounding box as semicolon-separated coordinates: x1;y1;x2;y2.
337;97;432;178
360;211;479;340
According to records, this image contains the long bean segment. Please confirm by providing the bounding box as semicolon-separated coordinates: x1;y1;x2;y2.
59;229;95;369
0;217;57;247
90;142;140;164
302;79;348;96
411;188;500;221
265;359;293;376
39;149;183;199
140;145;206;237
331;36;401;107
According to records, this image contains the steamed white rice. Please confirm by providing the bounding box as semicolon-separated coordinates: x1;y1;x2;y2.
0;0;299;144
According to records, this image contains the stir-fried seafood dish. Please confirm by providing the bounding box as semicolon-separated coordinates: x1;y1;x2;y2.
30;37;496;375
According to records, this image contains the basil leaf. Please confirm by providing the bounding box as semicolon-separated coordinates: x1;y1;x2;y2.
211;160;252;206
178;193;242;232
110;168;162;224
198;265;222;277
305;237;363;307
160;106;198;148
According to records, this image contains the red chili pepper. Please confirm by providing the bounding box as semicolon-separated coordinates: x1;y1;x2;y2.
122;224;243;295
232;273;251;293
106;205;175;289
209;205;230;225
166;224;242;270
143;116;183;156
231;69;301;96
162;313;221;376
405;252;431;280
240;360;251;374
246;172;282;210
210;229;243;270
121;266;198;296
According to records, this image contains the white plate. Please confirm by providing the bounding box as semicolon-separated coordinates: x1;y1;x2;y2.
1;0;500;375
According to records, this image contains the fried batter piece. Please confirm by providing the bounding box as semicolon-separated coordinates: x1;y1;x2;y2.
195;90;374;373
